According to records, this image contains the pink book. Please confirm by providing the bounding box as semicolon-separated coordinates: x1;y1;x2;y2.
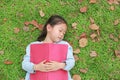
30;43;68;80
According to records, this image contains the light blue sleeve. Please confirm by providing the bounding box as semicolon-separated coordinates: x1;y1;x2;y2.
63;43;75;71
22;44;35;73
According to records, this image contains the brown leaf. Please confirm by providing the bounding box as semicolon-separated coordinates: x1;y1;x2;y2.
30;20;43;30
79;38;88;48
20;78;25;80
90;17;95;24
72;22;77;29
74;55;79;61
107;0;119;5
114;19;119;26
89;0;97;4
90;33;97;39
4;60;13;65
89;24;99;30
80;6;88;13
90;51;98;57
72;74;81;80
119;34;120;39
80;32;87;39
73;48;80;54
0;50;4;55
24;21;30;26
113;37;118;42
80;68;88;73
114;50;120;58
96;29;100;36
78;0;83;3
109;34;114;39
110;6;115;11
3;18;7;22
23;26;29;32
39;10;45;17
14;27;20;33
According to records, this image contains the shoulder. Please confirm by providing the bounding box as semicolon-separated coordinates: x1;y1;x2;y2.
57;40;72;47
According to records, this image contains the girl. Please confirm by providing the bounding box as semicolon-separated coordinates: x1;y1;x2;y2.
22;15;75;80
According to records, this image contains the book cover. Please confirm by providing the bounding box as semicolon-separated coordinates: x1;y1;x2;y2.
30;43;68;80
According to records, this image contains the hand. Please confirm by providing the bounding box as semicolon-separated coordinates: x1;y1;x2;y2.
34;60;51;72
45;61;66;71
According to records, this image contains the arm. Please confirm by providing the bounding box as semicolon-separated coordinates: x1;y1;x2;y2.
22;44;35;73
63;44;75;71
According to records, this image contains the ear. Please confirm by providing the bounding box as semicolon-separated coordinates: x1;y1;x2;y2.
46;24;52;31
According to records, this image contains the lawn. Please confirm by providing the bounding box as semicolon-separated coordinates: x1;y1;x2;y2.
0;0;120;80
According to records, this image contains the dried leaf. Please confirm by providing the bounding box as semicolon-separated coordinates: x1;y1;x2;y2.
80;6;88;13
4;60;13;65
90;51;98;57
89;24;99;30
107;0;119;5
96;29;100;36
0;50;4;55
20;78;25;80
23;26;29;32
114;50;120;58
3;18;7;22
89;0;97;4
80;32;87;39
72;74;81;80
39;10;45;17
72;22;77;29
14;27;20;33
113;37;118;42
90;17;95;24
80;68;88;73
119;34;120;39
79;38;88;48
110;6;115;11
78;0;83;3
24;21;30;26
114;19;119;26
90;33;97;39
73;48;80;54
74;55;79;61
109;34;114;39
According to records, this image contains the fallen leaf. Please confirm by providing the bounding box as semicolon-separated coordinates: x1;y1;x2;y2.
108;0;119;5
24;21;30;26
114;19;119;26
109;34;114;39
74;55;79;61
14;27;20;33
80;6;88;13
113;37;118;42
72;22;77;29
80;68;88;73
90;51;98;57
90;33;97;39
110;6;115;11
4;60;13;65
39;10;45;17
89;0;97;4
0;50;4;55
73;48;80;54
78;0;83;3
3;18;7;22
79;38;88;48
72;74;81;80
90;17;95;24
119;34;120;39
89;24;99;30
23;26;29;32
114;50;120;58
20;78;25;80
96;29;100;36
80;32;87;39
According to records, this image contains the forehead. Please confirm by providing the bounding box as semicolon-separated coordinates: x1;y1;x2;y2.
53;23;67;31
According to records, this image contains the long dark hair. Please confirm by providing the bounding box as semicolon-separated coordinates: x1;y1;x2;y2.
37;15;67;41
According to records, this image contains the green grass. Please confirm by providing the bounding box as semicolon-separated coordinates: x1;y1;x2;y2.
0;0;120;80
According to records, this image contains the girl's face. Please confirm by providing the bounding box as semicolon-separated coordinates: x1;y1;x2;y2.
47;23;67;43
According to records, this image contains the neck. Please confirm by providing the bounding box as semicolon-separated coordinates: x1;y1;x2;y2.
43;36;53;43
